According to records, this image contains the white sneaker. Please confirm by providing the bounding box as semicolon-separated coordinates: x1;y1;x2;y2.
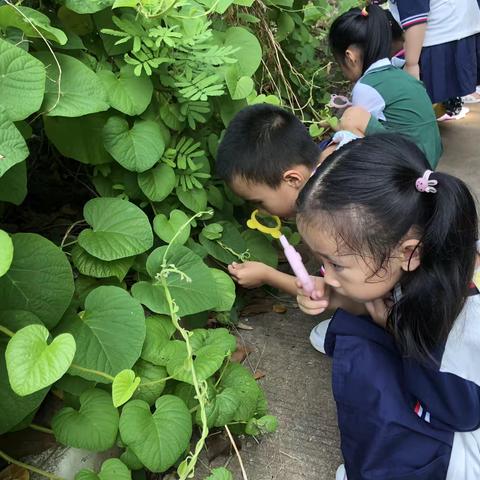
437;106;470;122
461;93;480;104
309;318;332;353
336;464;347;480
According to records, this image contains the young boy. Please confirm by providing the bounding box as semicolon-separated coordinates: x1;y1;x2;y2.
216;104;322;296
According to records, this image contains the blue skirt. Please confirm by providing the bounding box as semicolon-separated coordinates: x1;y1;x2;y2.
420;33;480;104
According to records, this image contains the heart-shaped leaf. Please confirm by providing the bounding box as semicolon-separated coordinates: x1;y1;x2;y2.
0;233;74;329
140;315;175;365
35;52;109;117
78;198;153;261
120;448;143;470
119;396;192;472
112;369;141;408
0;106;29;178
0;38;45;121
176;186;207;212
205;467;234;480
6;324;76;396
54;286;146;383
137;164;176;202
75;458;131;480
133;359;168;406
103;116;165;173
65;0;114;14
210;269;235;312
153;210;190;245
71;245;135;282
199;221;248;264
52;389;119;451
98;66;153;116
0;229;13;277
132;245;218;317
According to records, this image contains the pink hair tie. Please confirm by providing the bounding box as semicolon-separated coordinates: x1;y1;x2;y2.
415;170;438;193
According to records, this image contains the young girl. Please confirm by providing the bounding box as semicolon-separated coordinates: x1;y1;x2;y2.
296;134;480;479
388;0;480;116
329;5;442;168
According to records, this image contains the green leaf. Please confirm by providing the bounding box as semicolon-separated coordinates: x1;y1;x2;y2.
0;233;74;329
0;6;67;45
0;343;48;434
141;315;175;365
205;467;234;480
112;369;141;407
0;229;13;277
131;245;218;317
242;230;278;268
137;164;176;202
229;76;254;100
71;245;135;282
55;286;146;383
98;67;153;116
44;113;113;165
210;269;235;312
202;223;223;240
0;107;29;178
218;363;262;421
0;38;45;121
199;222;248;264
0;161;27;205
52;389;119;451
78;198;153;261
75;458;132;480
223;27;262;77
153;210;190;245
57;6;94;35
120;448;143;471
65;0;115;14
132;359;168;406
6;324;76;396
213;387;241;426
176;186;208;212
276;12;295;41
119;396;192;472
35;52;109;117
103;117;165;173
164;329;235;384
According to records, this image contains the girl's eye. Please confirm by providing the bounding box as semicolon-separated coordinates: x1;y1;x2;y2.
330;262;344;272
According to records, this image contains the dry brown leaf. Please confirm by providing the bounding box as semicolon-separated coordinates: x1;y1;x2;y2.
237;321;253;331
254;370;266;380
231;341;255;363
0;465;29;480
272;304;287;314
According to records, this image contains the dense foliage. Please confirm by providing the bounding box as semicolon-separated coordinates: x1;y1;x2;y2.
0;0;355;478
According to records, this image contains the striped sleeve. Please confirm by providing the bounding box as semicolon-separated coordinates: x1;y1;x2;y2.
394;0;430;29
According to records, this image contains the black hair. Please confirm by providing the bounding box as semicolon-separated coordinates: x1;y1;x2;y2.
215;104;319;188
297;134;478;362
329;4;392;73
385;10;404;42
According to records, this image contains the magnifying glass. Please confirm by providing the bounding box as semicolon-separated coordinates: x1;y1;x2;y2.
247;210;316;297
327;94;352;109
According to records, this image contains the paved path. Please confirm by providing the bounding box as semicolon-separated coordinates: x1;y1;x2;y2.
195;104;480;480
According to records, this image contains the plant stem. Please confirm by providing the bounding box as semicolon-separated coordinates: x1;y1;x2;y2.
161;276;209;480
225;425;248;480
0;449;65;480
140;375;174;387
69;364;115;382
30;423;54;435
0;324;14;337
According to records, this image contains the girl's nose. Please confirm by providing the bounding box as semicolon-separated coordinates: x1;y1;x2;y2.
323;268;341;289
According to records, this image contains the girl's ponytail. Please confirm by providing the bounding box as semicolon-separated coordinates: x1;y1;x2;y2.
329;4;392;73
394;171;478;361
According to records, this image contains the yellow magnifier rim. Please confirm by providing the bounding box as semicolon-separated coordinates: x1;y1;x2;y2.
246;209;282;239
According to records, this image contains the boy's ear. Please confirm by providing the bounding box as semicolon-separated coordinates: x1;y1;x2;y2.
345;46;360;65
283;168;307;189
400;239;421;272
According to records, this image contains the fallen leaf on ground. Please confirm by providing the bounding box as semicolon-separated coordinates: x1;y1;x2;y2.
0;465;29;480
237;322;253;331
254;370;266;380
231;341;255;363
272;304;287;314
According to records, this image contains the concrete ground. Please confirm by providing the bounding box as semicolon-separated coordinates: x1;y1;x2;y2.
194;104;480;480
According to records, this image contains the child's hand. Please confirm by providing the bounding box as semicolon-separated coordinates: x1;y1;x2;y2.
228;261;271;288
296;276;330;315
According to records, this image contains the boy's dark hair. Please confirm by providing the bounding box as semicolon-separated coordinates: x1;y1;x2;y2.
329;4;392;73
385;10;404;42
298;134;478;362
215;104;319;188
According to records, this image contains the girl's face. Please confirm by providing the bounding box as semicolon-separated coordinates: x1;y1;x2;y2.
300;223;405;303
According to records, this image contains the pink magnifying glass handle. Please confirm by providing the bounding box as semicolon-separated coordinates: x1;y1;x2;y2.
279;235;315;296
